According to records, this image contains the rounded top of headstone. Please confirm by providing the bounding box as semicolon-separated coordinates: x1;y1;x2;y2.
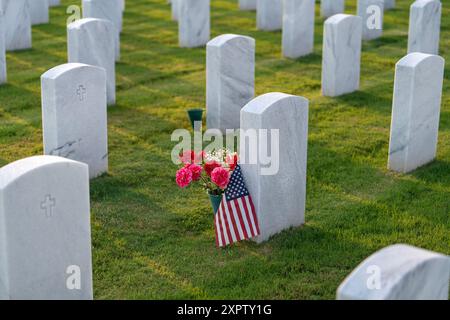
67;17;113;30
242;92;308;115
412;0;441;9
41;63;106;80
325;14;361;25
207;34;255;47
0;156;87;190
337;244;450;300
397;52;444;68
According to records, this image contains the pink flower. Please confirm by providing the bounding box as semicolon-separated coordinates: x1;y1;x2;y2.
176;167;193;188
211;167;230;189
186;163;202;181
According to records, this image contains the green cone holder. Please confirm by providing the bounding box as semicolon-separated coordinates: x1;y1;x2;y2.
209;193;222;214
187;109;203;130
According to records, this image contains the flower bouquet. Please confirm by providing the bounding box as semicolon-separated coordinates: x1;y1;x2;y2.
175;148;238;214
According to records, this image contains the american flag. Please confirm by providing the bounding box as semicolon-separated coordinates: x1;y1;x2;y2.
214;165;260;247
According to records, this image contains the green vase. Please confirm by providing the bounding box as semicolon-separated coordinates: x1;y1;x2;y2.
187;108;203;130
209;193;222;214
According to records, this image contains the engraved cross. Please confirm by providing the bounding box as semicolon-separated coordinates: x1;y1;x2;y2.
41;194;56;218
76;85;86;101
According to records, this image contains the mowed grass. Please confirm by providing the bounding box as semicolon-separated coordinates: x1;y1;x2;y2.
0;0;449;299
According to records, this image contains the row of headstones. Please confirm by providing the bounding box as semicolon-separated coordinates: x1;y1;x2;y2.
0;0;125;96
236;53;444;243
1;156;448;299
1;0;128;178
0;0;129;299
207;20;443;175
0;0;126;300
0;0;447;300
0;0;61;82
168;0;440;52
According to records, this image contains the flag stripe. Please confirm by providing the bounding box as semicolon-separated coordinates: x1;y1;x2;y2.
220;198;233;245
214;212;221;247
247;196;260;235
224;201;238;243
218;200;229;246
236;198;250;239
242;196;257;237
231;200;245;240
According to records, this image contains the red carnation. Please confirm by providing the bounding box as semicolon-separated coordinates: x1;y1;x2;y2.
226;152;238;171
204;161;221;177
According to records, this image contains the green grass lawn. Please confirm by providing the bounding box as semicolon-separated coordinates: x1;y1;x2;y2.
0;0;449;299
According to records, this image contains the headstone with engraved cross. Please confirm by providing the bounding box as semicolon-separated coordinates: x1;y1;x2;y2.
41;63;108;179
0;155;93;299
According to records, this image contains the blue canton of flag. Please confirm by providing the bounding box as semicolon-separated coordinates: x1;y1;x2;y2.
214;165;260;247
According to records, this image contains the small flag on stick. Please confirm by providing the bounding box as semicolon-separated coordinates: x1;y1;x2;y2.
214;165;260;247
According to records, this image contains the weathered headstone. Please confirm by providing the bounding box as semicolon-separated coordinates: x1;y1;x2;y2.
0;155;93;300
239;0;256;11
179;0;210;48
320;0;345;18
321;14;362;97
337;244;450;300
82;0;123;61
207;34;255;132
408;0;441;55
384;0;395;10
357;0;384;40
172;0;180;21
257;0;282;31
30;0;49;25
240;93;309;243
41;63;108;179
1;0;32;51
282;0;315;59
67;18;116;105
388;53;444;173
48;0;60;6
0;10;6;84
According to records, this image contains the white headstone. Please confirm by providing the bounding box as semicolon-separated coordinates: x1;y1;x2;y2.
337;244;450;300
82;0;122;61
41;63;108;179
239;0;256;11
179;0;210;48
384;0;395;10
408;0;441;55
320;0;345;18
388;53;444;173
30;0;49;25
0;155;93;300
0;10;6;84
257;0;282;31
357;0;384;40
321;14;362;97
67;18;116;105
1;0;32;51
282;0;315;59
48;0;60;6
207;34;255;132
240;93;309;243
172;0;180;21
